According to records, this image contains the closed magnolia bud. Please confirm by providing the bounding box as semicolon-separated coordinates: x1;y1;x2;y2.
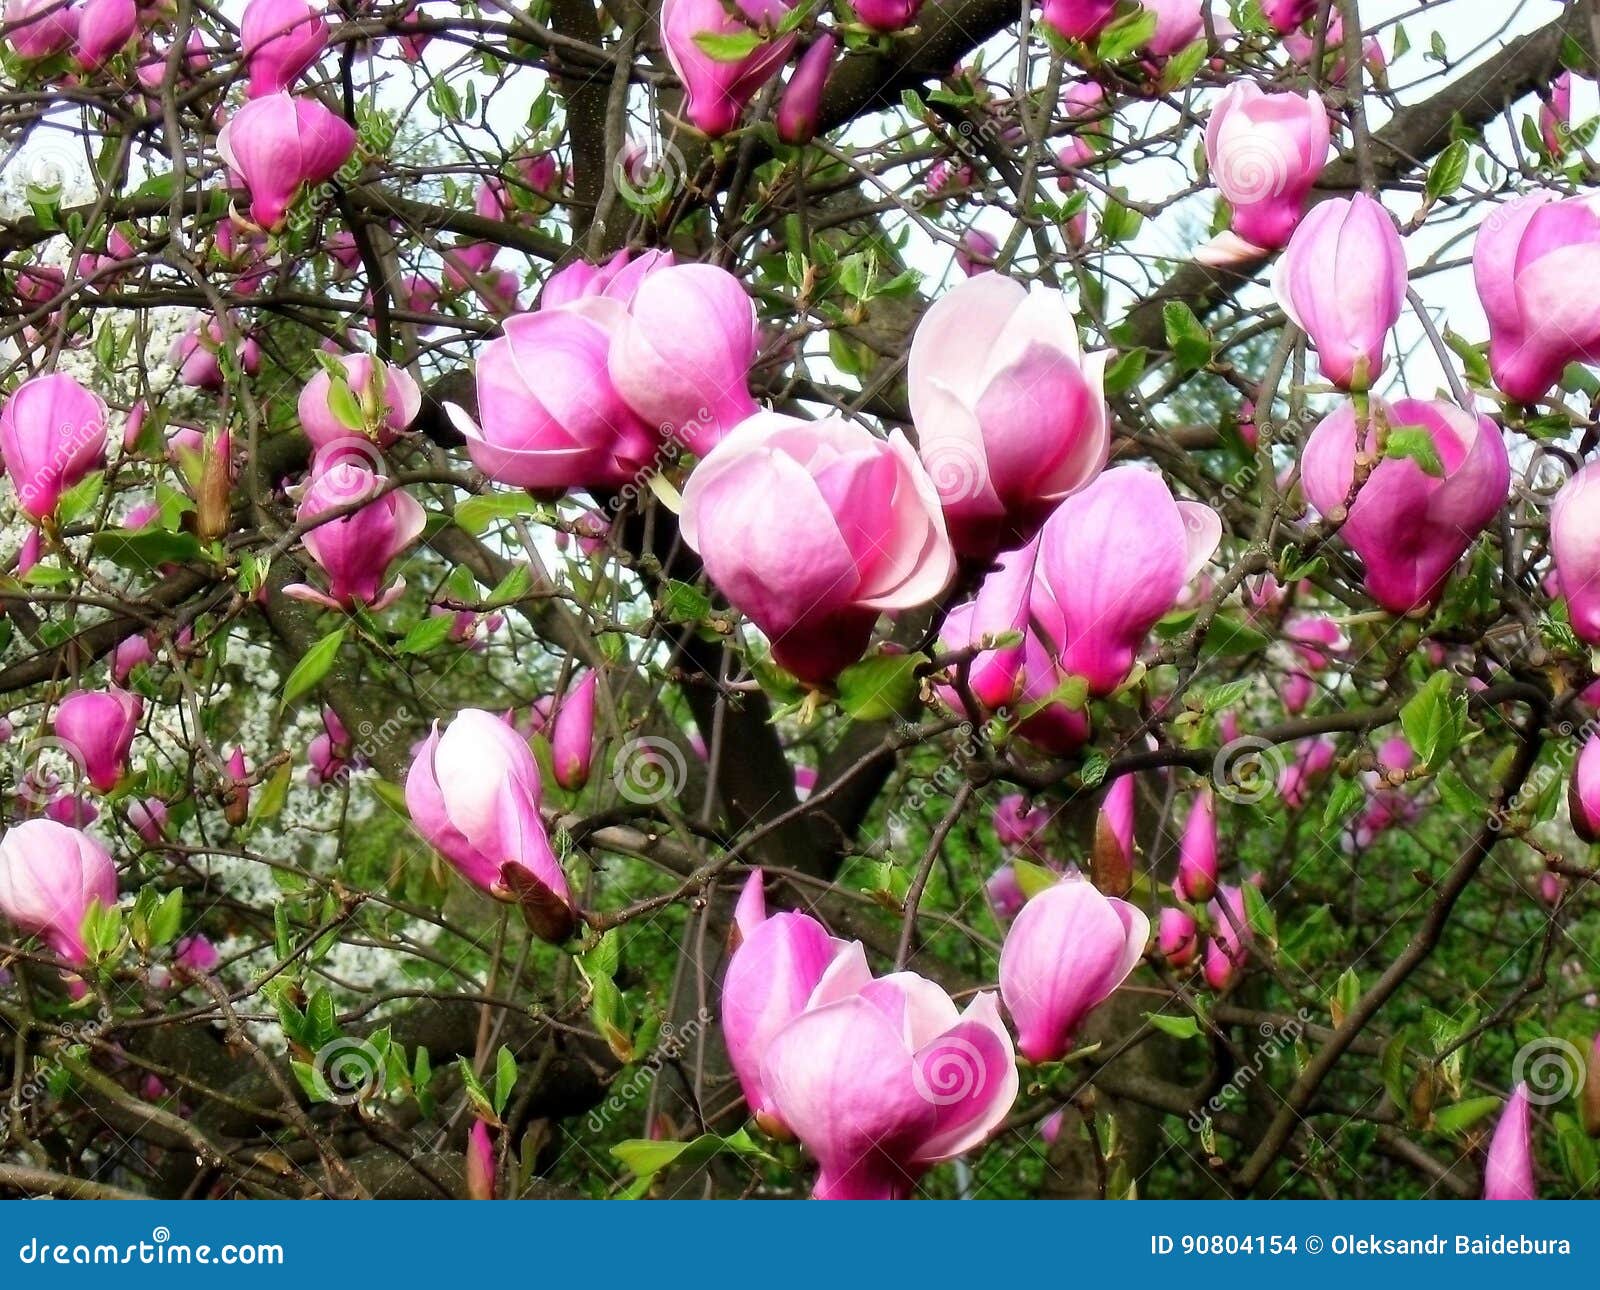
196;431;233;542
1204;82;1329;252
1158;907;1197;967
240;0;328;97
550;671;597;791
1175;790;1218;904
73;0;137;70
776;32;835;145
0;373;109;524
1571;732;1600;842
1272;193;1406;392
660;0;794;137
1091;774;1135;897
465;1120;495;1200
1483;1083;1537;1200
55;688;141;793
223;747;250;827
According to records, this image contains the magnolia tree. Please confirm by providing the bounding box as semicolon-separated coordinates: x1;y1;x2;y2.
1;0;1599;1203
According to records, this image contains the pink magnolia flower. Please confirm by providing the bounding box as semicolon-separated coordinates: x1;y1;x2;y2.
217;92;357;231
73;0;136;69
1283;671;1313;715
606;262;760;456
5;0;78;58
1140;0;1208;57
723;870;852;1129
127;797;168;846
550;671;597;791
55;688;141;793
1035;465;1221;695
761;940;1017;1198
298;354;421;454
1261;0;1316;30
447;307;656;493
1203;882;1251;990
1548;462;1600;645
1038;0;1117;42
777;32;835;144
111;633;154;685
404;708;574;942
173;934;220;973
240;0;327;96
680;412;955;685
283;460;424;611
0;372;109;523
908;274;1110;560
660;0;795;138
1000;877;1148;1063
936;538;1092;754
1272;193;1407;391
856;0;919;29
0;820;117;966
993;794;1047;852
986;864;1026;922
168;314;261;389
1278;738;1335;810
1483;1083;1536;1200
1473;191;1600;404
1175;789;1217;903
1204;82;1329;252
466;1120;495;1200
1158;907;1198;966
1541;71;1572;155
954;228;998;278
1570;731;1600;843
1300;397;1508;614
307;705;359;787
540;247;674;309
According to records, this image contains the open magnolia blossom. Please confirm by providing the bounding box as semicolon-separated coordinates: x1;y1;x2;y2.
680;412;955;684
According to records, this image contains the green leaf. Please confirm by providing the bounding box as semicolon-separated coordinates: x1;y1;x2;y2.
1385;424;1444;477
1197;615;1270;661
1400;671;1466;773
1163;301;1213;372
1425;139;1468;201
148;889;184;949
1161;38;1209;90
610;1129;769;1188
1432;1095;1502;1137
494;1046;517;1117
1144;1012;1202;1040
91;529;205;571
1011;858;1059;899
1097;5;1158;60
657;579;713;625
1102;347;1147;395
692;30;763;61
1322;776;1364;830
250;762;292;826
396;613;458;656
455;491;542;535
281;626;345;711
836;652;924;721
1330;967;1360;1027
